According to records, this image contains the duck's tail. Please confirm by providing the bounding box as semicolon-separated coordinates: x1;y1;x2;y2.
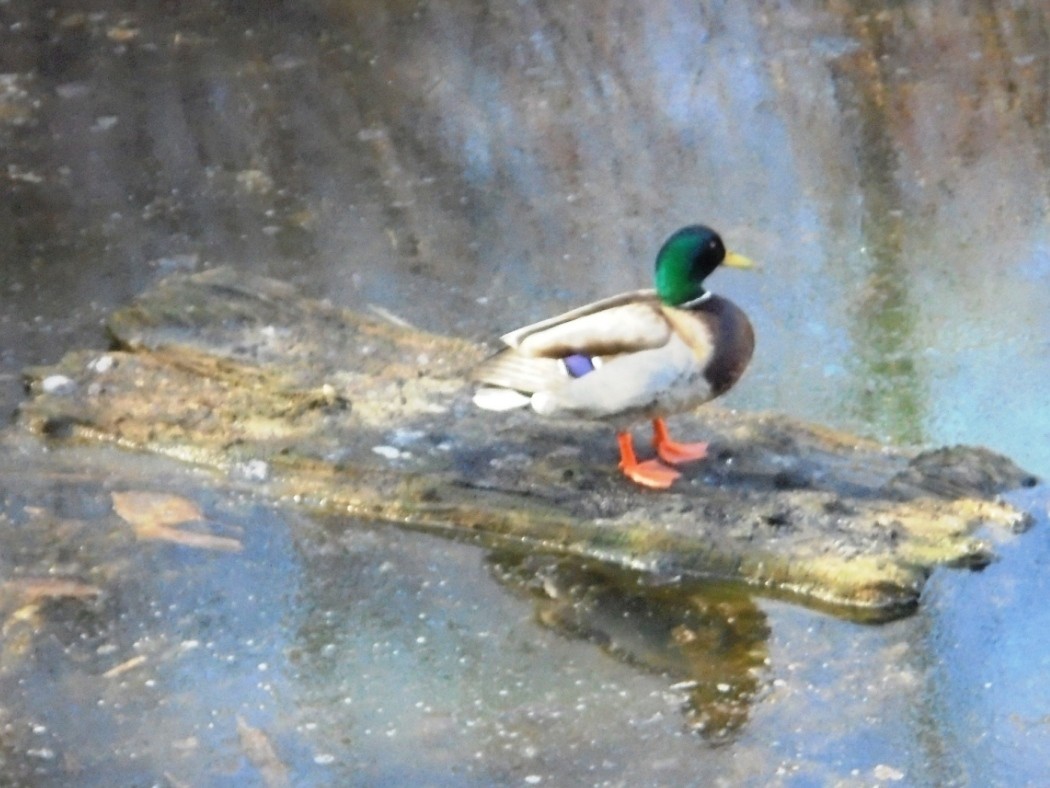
470;348;565;412
471;386;532;411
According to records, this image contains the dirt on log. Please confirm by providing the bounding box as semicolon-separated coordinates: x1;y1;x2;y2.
17;267;1038;620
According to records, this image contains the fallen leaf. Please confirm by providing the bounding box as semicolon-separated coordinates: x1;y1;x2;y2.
137;524;243;552
102;654;148;679
112;491;243;552
237;716;290;788
2;603;41;636
0;604;41;670
0;581;103;672
107;25;140;42
2;578;102;603
112;491;203;527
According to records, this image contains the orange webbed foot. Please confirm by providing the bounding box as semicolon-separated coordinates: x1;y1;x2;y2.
617;431;680;489
622;459;681;489
652;418;708;466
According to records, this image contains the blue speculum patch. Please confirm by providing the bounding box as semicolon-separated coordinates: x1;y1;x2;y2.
563;354;595;378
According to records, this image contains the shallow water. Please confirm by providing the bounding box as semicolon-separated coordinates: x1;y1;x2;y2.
3;438;1045;785
2;0;1049;784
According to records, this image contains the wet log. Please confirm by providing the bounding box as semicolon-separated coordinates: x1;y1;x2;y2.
17;268;1037;620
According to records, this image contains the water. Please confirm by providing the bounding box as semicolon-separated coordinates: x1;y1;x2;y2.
2;0;1049;784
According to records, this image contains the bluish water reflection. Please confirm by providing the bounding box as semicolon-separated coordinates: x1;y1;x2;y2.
2;0;1049;783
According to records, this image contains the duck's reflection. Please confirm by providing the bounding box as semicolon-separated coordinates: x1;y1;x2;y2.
488;551;770;741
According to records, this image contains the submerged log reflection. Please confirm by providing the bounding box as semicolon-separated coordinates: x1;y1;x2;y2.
490;552;769;742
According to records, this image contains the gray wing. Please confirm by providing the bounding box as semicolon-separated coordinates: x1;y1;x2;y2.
501;291;671;358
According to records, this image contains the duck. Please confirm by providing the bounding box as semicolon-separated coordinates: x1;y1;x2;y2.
471;225;755;489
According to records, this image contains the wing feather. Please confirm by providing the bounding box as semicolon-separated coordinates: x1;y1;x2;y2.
501;291;670;358
500;289;656;346
470;349;566;393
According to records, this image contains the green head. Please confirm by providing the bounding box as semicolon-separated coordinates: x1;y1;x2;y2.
654;225;753;306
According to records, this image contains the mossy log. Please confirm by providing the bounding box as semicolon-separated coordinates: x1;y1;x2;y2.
17;268;1037;620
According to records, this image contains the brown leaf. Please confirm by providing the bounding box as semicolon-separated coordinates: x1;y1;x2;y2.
2;578;102;603
138;523;243;552
0;581;103;670
112;491;242;552
112;491;203;528
236;716;290;788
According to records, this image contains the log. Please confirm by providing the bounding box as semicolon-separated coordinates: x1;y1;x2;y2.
17;267;1037;620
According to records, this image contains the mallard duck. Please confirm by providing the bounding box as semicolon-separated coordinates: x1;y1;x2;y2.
472;225;755;489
